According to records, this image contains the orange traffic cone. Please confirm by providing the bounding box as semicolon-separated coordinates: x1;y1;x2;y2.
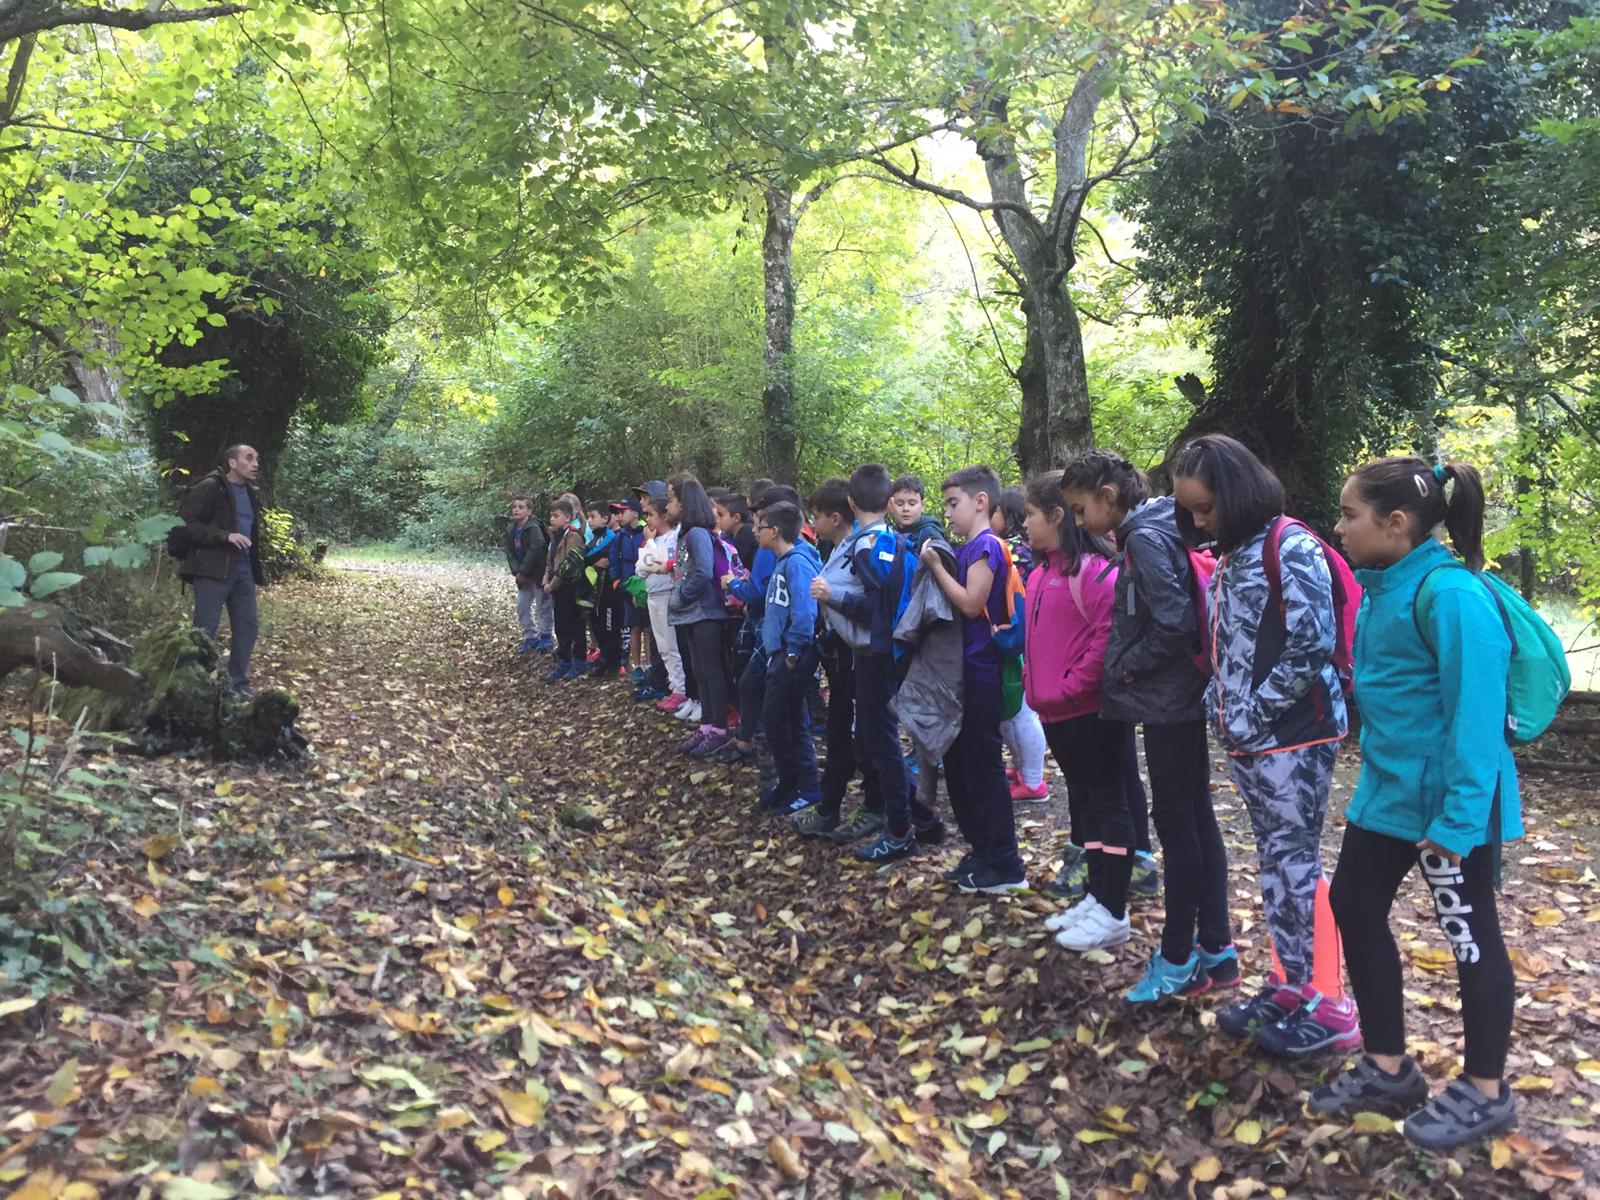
1268;876;1344;998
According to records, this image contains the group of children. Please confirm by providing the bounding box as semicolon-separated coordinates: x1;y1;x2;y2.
504;441;1528;1152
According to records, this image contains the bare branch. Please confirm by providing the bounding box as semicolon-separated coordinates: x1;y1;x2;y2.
0;0;245;46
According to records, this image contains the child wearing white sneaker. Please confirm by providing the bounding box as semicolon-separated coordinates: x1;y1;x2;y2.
1020;473;1132;952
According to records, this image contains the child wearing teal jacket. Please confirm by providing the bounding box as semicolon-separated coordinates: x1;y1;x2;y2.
1311;456;1520;1153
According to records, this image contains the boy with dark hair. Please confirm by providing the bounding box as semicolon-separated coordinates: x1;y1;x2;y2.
581;501;621;677
755;502;824;810
506;496;549;655
811;464;943;861
609;499;648;685
892;473;946;553
918;465;1027;893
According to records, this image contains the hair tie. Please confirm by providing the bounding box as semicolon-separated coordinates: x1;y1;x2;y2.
1432;463;1449;485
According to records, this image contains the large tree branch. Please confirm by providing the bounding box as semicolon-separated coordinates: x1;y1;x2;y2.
1;32;33;125
868;146;1040;229
0;0;245;46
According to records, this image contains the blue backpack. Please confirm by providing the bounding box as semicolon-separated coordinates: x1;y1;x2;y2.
1414;564;1571;744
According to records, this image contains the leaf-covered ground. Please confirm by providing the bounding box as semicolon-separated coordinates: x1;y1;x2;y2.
4;560;1599;1200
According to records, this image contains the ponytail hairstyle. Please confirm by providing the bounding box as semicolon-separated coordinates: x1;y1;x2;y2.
995;488;1027;540
1024;471;1113;576
1058;449;1151;513
1348;456;1487;569
668;472;718;533
1171;434;1286;552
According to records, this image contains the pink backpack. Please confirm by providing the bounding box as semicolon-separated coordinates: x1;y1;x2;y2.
1262;516;1362;696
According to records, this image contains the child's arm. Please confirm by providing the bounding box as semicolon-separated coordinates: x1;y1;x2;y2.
919;541;992;620
1250;531;1337;723
1112;529;1196;679
1424;582;1514;861
675;527;712;604
1060;562;1117;709
785;559;819;654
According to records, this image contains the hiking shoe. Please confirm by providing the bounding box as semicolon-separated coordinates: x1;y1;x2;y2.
657;692;688;713
711;740;758;765
1009;777;1050;802
792;806;840;837
957;866;1027;895
561;661;585;681
941;852;978;883
687;728;731;759
912;818;947;846
828;807;885;844
1219;981;1298;1039
1403;1078;1515;1150
1129;851;1161;899
856;833;917;864
545;660;571;683
1254;993;1361;1060
1054;900;1131;951
1044;895;1097;933
1308;1056;1430;1118
1042;844;1087;901
1126;950;1207;1004
1191;942;1241;993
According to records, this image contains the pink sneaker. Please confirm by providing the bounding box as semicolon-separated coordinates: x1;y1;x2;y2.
657;692;687;713
1005;766;1019;784
1010;777;1050;802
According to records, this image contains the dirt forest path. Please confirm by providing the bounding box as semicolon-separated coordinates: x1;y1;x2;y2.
4;560;1599;1200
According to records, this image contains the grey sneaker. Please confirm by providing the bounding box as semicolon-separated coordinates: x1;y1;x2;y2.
1307;1056;1430;1117
1403;1078;1516;1151
792;806;839;837
1043;843;1087;900
1129;851;1160;899
827;807;885;844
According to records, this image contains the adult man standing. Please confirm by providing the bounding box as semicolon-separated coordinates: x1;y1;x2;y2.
178;444;265;695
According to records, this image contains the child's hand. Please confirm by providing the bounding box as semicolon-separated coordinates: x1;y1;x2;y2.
811;577;830;602
1416;838;1462;866
919;542;939;568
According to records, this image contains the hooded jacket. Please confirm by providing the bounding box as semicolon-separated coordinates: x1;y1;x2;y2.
1100;496;1208;725
823;519;907;656
668;525;729;625
1205;520;1347;755
545;522;585;591
901;513;946;554
890;534;965;759
761;541;822;656
1022;549;1116;724
1347;537;1521;858
177;469;265;585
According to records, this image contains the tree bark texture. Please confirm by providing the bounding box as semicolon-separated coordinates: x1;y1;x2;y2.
761;185;800;486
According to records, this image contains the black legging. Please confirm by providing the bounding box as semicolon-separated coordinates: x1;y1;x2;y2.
1330;822;1513;1080
682;619;730;729
1044;714;1136;918
1144;719;1230;963
1059;720;1150;855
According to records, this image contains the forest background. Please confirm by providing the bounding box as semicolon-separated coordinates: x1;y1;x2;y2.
2;0;1598;677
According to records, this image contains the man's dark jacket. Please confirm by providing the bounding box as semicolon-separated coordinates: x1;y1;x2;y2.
177;469;265;585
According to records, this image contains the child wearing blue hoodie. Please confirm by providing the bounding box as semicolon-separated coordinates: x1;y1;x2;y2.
1310;456;1521;1152
755;502;823;811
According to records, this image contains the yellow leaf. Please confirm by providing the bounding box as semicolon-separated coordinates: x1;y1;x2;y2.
1489;1138;1512;1170
435;1108;473;1131
11;1169;69;1200
140;834;180;860
481;994;517;1012
1233;1119;1263;1146
214;781;235;796
767;1135;807;1182
61;1184;99;1200
1510;1075;1553;1091
693;1077;734;1098
1192;1156;1222;1182
1349;1111;1397;1134
132;894;162;919
495;1087;545;1127
474;1131;507;1152
0;996;39;1017
1006;1062;1030;1087
210;1047;243;1071
188;1076;225;1099
1076;1129;1118;1143
45;1057;79;1107
1530;907;1566;927
497;886;514;906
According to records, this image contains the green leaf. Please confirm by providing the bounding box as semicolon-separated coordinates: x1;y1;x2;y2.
27;551;63;575
0;555;24;589
111;543;150;569
83;546;113;568
0;589;25;608
29;572;84;598
135;513;183;543
47;385;80;407
35;431;73;457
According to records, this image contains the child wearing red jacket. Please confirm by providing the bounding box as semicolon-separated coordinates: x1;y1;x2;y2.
1021;472;1139;952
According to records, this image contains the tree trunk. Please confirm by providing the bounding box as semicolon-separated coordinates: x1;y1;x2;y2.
1013;277;1094;476
761;186;800;485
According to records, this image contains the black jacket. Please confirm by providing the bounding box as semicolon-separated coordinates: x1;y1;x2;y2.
1100;497;1207;725
504;519;548;581
177;469;264;585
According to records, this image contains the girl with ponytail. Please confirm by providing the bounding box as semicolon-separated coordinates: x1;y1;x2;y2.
1311;456;1521;1150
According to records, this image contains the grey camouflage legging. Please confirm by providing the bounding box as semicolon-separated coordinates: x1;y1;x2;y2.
1228;740;1339;986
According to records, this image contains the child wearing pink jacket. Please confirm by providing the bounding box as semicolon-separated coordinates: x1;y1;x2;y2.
1021;472;1144;953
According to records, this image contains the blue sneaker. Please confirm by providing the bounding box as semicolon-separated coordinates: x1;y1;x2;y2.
518;637;536;655
536;635;555;653
758;783;794;811
1191;942;1241;994
561;661;584;681
631;667;648;685
782;792;817;816
546;659;571;683
1126;950;1207;1004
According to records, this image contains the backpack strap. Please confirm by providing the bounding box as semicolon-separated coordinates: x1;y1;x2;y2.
1067;567;1088;622
1261;515;1295;622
